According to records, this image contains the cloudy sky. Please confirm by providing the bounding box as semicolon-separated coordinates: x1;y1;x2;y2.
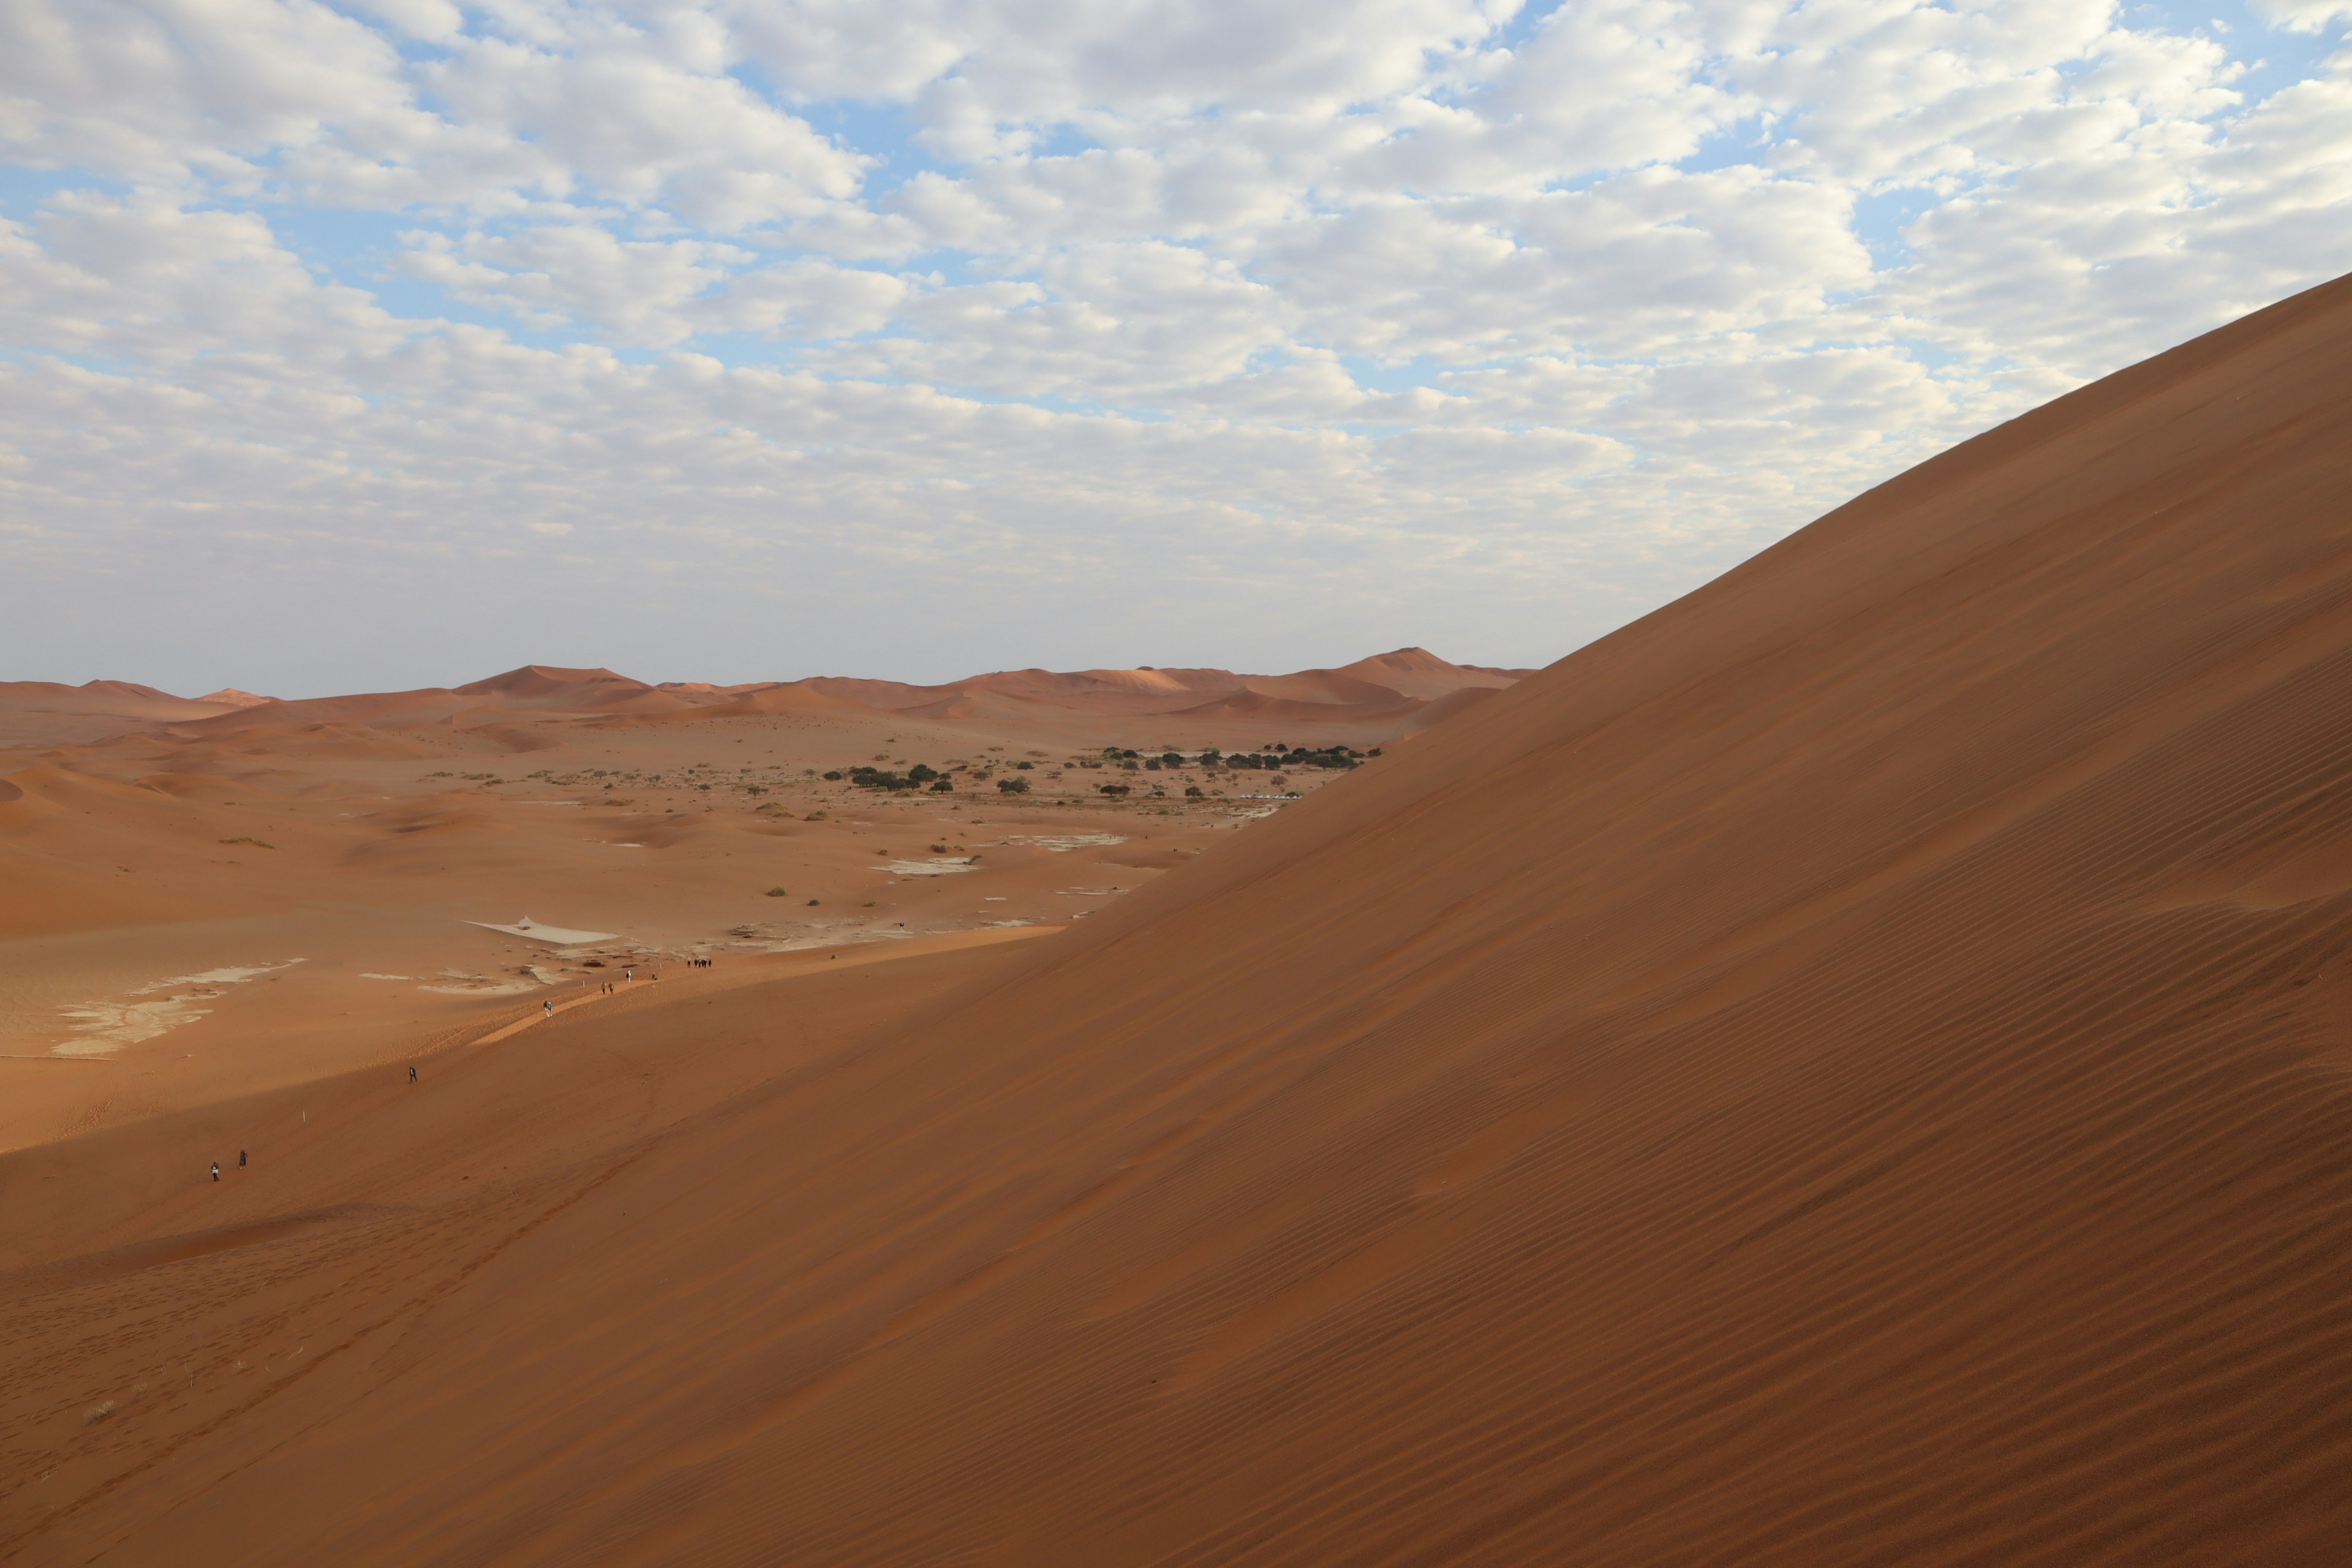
2;0;2348;695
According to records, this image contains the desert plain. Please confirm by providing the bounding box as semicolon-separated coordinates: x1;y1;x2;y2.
9;277;2352;1564
0;647;1517;1154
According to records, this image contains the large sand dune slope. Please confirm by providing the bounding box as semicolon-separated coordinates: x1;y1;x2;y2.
21;274;2352;1564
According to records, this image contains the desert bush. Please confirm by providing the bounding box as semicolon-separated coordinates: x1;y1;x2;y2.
1185;785;1204;798
1099;783;1131;797
929;779;953;792
998;777;1030;794
766;886;788;897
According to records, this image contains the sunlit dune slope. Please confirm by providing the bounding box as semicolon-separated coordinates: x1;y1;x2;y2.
25;274;2352;1564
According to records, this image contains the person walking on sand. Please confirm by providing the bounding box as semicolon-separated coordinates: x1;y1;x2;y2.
239;1150;247;1167
409;1064;418;1082
543;1000;554;1018
211;1162;221;1182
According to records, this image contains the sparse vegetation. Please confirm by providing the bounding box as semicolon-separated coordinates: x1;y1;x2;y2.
766;886;788;897
998;777;1030;794
220;837;276;849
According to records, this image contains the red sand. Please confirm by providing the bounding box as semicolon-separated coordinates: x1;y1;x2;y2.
0;649;1478;1153
11;279;2352;1562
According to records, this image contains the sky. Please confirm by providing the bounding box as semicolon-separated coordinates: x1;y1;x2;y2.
2;0;2349;697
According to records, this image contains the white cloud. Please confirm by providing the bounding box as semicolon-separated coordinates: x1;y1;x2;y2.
1;0;2349;693
2252;0;2352;34
0;0;416;184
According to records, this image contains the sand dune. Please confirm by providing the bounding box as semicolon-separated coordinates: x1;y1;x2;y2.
2;651;1512;756
790;654;1502;726
1333;646;1526;699
0;680;246;747
14;284;2352;1562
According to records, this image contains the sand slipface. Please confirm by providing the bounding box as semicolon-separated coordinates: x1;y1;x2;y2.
15;276;2352;1562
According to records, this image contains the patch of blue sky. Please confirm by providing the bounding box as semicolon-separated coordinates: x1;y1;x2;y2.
1485;0;1567;56
257;205;419;274
1338;353;1460;396
1676;115;1775;177
247;205;526;335
1025;123;1104;161
870;377;1172;421
1849;185;1950;268
670;328;840;371
1534;165;1629;195
0;343;149;379
795;97;954;194
2126;0;2348;100
0;167;127;220
1849;336;1971;373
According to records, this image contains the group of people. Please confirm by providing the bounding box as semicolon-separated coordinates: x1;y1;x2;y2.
211;959;709;1183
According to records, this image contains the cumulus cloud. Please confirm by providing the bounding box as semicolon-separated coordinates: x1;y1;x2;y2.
2;0;2350;692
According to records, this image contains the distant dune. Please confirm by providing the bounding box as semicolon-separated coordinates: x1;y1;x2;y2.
15;277;2352;1564
0;647;1519;753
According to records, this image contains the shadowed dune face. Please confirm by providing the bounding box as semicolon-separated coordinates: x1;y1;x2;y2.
17;277;2352;1564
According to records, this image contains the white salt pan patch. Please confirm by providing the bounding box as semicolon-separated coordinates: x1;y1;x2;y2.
361;973;413;981
881;858;979;876
732;928;917;954
418;968;545;997
1005;834;1126;853
467;916;619;944
54;959;306;1057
